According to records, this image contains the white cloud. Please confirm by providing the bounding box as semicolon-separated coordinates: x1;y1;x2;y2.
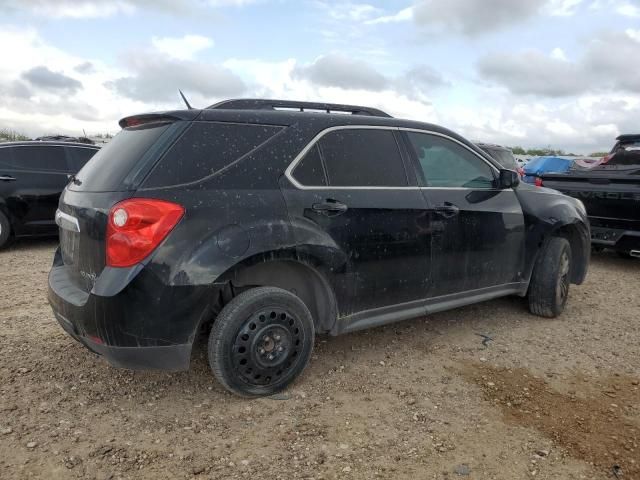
616;2;640;16
546;0;584;16
550;47;568;60
4;0;260;19
366;7;414;25
151;35;214;60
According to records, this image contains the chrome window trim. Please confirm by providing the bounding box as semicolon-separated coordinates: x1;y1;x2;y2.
0;144;98;151
284;125;500;191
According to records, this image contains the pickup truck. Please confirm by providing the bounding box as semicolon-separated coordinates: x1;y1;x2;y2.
541;134;640;259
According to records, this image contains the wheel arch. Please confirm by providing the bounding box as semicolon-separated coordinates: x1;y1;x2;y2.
214;250;339;333
552;222;589;284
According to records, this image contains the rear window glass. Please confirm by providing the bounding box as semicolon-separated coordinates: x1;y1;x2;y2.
71;122;173;192
0;147;14;168
66;146;98;172
143;122;283;188
11;145;68;172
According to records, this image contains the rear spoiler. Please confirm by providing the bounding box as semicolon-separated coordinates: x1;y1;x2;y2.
118;111;199;129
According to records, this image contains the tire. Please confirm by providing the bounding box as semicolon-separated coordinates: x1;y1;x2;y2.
0;211;11;250
208;286;315;397
528;237;572;318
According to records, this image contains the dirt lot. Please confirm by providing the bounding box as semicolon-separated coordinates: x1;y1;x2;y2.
0;240;638;480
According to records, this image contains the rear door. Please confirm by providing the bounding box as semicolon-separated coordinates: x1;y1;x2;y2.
402;130;525;296
0;145;69;235
281;126;432;317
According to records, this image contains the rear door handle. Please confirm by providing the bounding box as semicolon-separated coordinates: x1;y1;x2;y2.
433;202;460;218
312;199;348;216
0;175;16;182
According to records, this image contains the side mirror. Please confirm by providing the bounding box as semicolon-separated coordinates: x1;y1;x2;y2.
499;169;520;189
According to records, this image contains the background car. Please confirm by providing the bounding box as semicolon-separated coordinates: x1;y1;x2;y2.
476;143;524;177
0;141;100;248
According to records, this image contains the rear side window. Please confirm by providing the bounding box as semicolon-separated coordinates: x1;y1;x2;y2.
0;147;14;168
71;122;175;192
11;146;68;172
65;146;98;172
292;145;327;186
318;129;408;187
407;132;495;189
143;122;283;187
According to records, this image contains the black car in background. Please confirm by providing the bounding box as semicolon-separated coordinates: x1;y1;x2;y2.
476;143;524;176
0;141;99;248
541;134;640;258
48;99;590;397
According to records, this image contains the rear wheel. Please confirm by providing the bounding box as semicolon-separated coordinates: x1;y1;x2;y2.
208;286;315;397
528;237;572;318
0;211;11;249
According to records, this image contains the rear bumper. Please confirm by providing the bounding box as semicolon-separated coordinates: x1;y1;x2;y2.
48;247;218;371
591;226;640;251
53;310;191;370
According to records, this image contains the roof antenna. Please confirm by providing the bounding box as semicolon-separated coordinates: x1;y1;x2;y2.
179;89;193;110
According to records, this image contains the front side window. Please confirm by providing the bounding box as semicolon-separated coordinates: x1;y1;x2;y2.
318;129;407;187
407;133;495;189
11;146;68;172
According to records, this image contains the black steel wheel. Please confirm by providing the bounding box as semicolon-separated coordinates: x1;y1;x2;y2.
208;286;315;397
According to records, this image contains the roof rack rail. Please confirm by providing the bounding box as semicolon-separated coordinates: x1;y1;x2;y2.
207;98;392;118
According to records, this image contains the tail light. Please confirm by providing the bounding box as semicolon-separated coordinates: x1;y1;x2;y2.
534;177;544;187
106;198;184;268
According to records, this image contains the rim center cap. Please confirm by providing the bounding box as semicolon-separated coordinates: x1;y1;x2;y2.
263;336;275;352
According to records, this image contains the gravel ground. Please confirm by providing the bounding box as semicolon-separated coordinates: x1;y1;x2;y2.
0;239;638;480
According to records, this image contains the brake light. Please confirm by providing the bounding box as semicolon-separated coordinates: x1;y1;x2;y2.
535;177;544;187
106;199;184;268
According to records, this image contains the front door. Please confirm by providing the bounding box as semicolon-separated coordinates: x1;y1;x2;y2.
402;131;525;297
280;127;432;318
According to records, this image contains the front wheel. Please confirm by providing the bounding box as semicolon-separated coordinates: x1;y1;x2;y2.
528;237;572;318
0;211;11;249
208;286;315;397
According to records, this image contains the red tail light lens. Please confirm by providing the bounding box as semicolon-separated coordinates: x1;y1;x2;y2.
106;199;184;268
534;177;544;187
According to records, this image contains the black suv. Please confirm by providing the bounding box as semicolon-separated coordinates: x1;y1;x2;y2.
48;99;590;397
0;141;100;248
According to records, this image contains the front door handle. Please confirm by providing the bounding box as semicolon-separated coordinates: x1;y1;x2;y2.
0;175;16;182
433;202;460;218
312;199;348;216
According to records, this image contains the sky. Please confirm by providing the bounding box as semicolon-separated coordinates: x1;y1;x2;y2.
0;0;639;153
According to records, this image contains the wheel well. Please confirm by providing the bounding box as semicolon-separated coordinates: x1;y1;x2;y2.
216;255;338;333
554;224;588;284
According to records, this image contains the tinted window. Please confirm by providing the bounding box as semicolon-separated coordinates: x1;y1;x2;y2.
318;129;407;187
0;147;14;168
66;146;98;172
12;146;67;172
407;133;495;188
292;144;327;186
143;122;283;187
480;147;517;169
72;122;174;192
